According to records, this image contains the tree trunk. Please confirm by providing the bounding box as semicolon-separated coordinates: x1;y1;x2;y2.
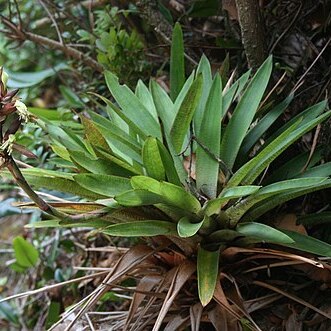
235;0;266;70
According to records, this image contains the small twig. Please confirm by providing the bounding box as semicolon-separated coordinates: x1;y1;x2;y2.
0;16;103;72
5;156;109;223
269;3;302;54
5;156;68;219
38;0;64;44
292;38;331;94
12;0;23;28
259;71;287;110
300;124;321;173
193;136;233;179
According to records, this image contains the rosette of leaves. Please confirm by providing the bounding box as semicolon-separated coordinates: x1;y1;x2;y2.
7;24;331;329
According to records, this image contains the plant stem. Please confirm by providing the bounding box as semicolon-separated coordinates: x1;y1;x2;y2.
0;15;103;73
6;157;69;219
6;157;109;222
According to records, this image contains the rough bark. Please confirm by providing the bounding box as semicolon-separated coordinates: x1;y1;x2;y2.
235;0;266;70
136;0;173;42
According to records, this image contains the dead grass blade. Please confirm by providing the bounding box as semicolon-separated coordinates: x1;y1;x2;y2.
62;245;156;330
190;302;203;331
222;273;263;331
152;260;196;331
0;271;108;304
213;281;242;320
125;274;163;329
244;294;282;313
164;314;190;331
127;267;178;331
253;280;331;320
208;305;239;331
222;247;324;268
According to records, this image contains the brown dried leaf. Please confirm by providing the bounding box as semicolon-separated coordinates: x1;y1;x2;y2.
253;280;331;320
164;314;189;331
222;247;323;268
190;302;203;331
274;214;307;235
125;274;163;329
208;305;239;331
153;260;196;331
222;0;238;21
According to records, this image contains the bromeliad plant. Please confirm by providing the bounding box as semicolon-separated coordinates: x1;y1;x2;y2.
2;24;331;329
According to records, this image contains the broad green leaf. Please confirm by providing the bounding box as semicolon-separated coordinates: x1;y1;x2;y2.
196;74;222;198
242;180;331;221
265;100;327;145
80;116;111;153
236;223;294;244
194;54;213;134
19;169;102;199
59;219;113;227
102;220;177;237
131;175;161;192
197;246;220;306
204;185;261;216
159;181;201;214
171;74;203;153
12;236;39;268
156;203;195;221
131;176;201;213
252;177;326;196
28;107;61;121
177;216;204;237
69;150;132;176
25;220;60;228
44;123;87;153
264;148;323;184
26;219;111;228
220;185;262;198
150;80;175;136
170;23;185;101
298;212;331;226
242;111;331;185
279;230;331;256
156;139;182;185
142;137;166;180
222;70;251;117
136;80;158;121
91;92;146;139
88;111;142;163
105;71;161;139
74;174;132;197
150;82;187;184
115;189;165;206
297;162;331;178
95;148;143;176
226;178;327;224
228;110;331;187
59;85;85;108
51;145;71;161
6;63;68;88
236;95;293;167
174;71;195;113
220;56;273;169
